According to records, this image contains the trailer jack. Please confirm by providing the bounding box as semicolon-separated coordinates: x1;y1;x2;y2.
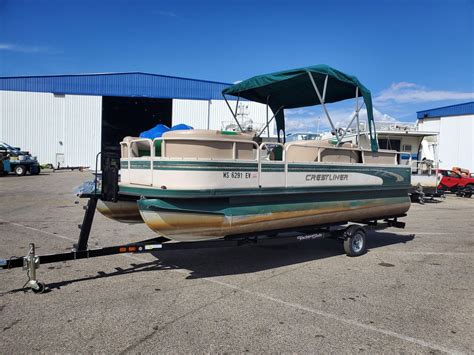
22;243;45;294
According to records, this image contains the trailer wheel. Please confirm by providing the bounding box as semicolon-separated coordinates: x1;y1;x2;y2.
343;226;366;257
31;281;46;294
14;165;27;176
31;166;41;175
465;185;473;198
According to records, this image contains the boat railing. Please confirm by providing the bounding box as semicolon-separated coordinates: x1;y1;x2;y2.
284;142;399;165
129;138;154;156
123;137;260;160
407;157;438;175
121;137;406;187
159;135;260;160
373;121;418;132
258;142;286;186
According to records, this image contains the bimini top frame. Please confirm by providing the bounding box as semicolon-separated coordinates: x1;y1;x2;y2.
222;64;378;152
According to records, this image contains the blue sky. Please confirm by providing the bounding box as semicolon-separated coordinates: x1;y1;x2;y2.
0;0;473;130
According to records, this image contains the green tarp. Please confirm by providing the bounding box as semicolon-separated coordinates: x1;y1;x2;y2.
222;64;378;151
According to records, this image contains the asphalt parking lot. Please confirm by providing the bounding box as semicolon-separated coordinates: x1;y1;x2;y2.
0;171;473;353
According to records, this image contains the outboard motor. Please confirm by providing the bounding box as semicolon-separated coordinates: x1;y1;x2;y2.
101;149;120;202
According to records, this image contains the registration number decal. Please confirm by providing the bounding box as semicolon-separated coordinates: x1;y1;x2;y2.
223;172;257;179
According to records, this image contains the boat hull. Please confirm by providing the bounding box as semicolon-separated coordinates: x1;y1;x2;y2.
96;200;143;223
411;174;440;194
118;159;411;241
137;189;410;241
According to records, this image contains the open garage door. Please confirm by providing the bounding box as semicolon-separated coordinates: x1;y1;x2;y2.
102;96;172;154
101;96;172;199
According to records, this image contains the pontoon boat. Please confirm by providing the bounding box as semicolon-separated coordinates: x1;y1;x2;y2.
101;65;412;241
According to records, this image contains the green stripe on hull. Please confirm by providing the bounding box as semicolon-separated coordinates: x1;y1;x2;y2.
119;184;410;199
121;160;410;199
152;161;285;172
134;159;405;169
126;159;409;175
129;161;151;169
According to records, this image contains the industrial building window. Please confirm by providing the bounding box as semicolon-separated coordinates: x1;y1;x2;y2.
378;138;401;151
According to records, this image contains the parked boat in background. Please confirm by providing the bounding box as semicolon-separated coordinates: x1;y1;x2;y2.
337;121;441;202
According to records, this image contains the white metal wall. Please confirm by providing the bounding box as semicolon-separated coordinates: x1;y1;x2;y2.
418;114;474;170
0;91;102;167
417;118;441;132
172;99;276;136
172;99;210;129
0;93;275;169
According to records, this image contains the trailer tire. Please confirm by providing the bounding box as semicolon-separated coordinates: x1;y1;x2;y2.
464;186;472;198
343;226;366;257
31;166;41;175
32;281;46;294
465;185;473;198
14;165;27;176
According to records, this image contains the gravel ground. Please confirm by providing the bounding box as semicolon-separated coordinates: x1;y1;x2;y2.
0;171;473;353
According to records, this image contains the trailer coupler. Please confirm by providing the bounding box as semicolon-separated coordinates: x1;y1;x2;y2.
0;238;168;293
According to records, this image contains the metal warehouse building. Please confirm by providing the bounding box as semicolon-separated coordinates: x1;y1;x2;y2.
0;72;274;168
417;101;474;171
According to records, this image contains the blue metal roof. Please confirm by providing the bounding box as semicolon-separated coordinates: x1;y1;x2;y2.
417;101;474;119
0;72;232;100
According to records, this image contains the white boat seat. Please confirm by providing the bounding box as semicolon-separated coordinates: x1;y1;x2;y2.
285;140;360;163
363;150;398;165
162;130;256;160
121;136;140;158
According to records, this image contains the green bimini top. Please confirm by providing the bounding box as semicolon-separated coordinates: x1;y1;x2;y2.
222;64;378;151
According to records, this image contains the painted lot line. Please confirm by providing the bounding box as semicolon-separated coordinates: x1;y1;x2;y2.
2;220;464;353
1;220;77;242
396;231;454;235
377;251;471;256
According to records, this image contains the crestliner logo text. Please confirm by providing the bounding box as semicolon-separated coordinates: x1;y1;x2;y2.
305;173;349;181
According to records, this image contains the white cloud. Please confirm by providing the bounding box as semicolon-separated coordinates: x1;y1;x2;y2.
285;107;398;133
156;10;177;17
0;43;61;54
358;108;397;123
285;108;312;117
375;82;474;104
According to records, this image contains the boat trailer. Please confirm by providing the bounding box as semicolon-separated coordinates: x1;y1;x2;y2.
0;155;406;293
0;194;406;294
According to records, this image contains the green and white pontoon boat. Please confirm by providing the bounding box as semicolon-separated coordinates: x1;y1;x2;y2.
101;65;411;241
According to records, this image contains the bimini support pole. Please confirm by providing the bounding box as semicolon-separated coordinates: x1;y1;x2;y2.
355;87;360;147
307;72;340;144
234;96;240;122
266;95;270;138
336;101;366;146
222;94;244;132
257;105;284;137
